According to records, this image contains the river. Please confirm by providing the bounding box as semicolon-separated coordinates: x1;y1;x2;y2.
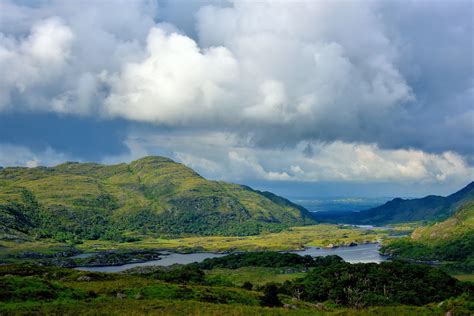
74;243;386;273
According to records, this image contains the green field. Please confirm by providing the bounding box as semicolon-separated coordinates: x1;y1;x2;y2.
454;274;474;282
205;267;306;286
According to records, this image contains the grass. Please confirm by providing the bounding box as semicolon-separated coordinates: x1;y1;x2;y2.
0;299;323;316
75;224;388;253
411;202;474;243
205;267;306;286
0;299;452;316
453;274;474;282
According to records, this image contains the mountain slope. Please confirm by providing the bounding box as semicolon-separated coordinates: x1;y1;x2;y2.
411;201;474;242
0;156;314;239
314;182;474;225
380;202;474;272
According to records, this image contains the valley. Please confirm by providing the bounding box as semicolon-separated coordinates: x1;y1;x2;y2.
0;157;473;315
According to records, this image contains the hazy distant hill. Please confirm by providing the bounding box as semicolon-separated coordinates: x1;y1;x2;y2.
314;182;474;225
0;156;314;240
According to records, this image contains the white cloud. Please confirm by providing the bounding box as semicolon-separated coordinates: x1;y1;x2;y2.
104;28;238;124
109;131;474;185
1;132;471;187
0;143;71;167
0;0;472;181
0;1;413;131
0;17;74;110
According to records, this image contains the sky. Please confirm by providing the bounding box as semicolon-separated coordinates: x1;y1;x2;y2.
0;0;473;198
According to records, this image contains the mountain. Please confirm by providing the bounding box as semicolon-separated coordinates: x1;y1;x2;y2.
380;202;474;272
411;201;474;242
314;182;474;225
0;156;315;240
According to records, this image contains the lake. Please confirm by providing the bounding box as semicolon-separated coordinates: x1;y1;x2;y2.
292;243;387;263
75;243;386;273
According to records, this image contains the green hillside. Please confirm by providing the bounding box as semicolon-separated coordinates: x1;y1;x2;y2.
380;202;474;272
0;156;314;240
315;182;474;225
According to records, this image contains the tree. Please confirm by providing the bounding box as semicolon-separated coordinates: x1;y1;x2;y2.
261;283;282;307
242;281;253;291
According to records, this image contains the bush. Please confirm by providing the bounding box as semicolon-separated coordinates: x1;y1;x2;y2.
261;283;281;307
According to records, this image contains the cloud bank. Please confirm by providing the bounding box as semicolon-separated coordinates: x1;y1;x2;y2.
100;131;473;185
0;0;472;185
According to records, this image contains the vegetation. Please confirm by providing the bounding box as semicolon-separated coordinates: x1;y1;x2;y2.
0;253;472;315
198;252;339;270
205;267;305;287
1;157;473;314
381;203;474;273
281;260;470;308
0;223;388;265
74;224;385;252
315;181;474;225
0;156;315;240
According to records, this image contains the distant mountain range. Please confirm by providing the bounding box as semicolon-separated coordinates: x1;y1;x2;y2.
0;156;314;240
314;181;474;225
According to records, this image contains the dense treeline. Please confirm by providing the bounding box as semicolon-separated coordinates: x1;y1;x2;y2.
380;232;474;273
198;252;328;270
281;260;470;307
198;252;471;307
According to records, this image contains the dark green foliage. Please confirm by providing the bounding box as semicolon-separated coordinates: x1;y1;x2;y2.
149;264;205;284
381;232;474;273
0;263;261;311
0;276;91;302
0;257;472;313
198;252;323;270
125;208;282;236
381;231;474;262
280;260;465;307
380;202;474;273
242;281;253;291
261;283;282;307
72;250;162;267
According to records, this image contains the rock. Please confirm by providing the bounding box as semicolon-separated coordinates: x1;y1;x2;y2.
116;292;127;299
134;293;144;300
349;242;358;247
283;304;297;309
315;303;326;311
77;275;92;281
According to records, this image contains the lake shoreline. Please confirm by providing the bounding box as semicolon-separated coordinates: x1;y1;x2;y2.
73;242;387;272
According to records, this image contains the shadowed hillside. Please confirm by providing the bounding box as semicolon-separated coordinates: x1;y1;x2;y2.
314;182;474;225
